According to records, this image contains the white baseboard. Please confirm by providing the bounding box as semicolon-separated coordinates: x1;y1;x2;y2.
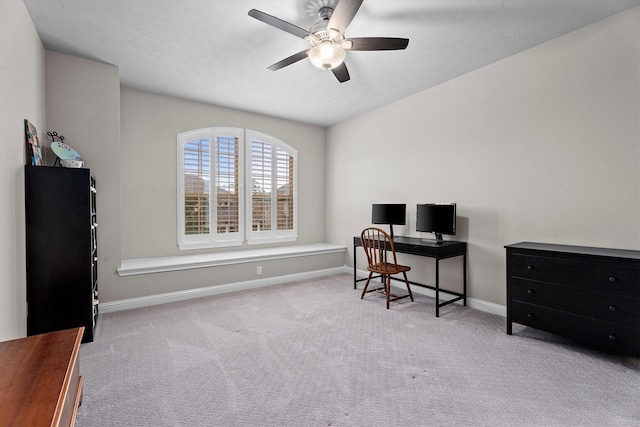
350;266;506;317
99;266;346;313
465;297;506;317
100;266;506;318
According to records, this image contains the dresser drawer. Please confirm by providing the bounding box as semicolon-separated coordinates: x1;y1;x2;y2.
511;278;640;327
510;253;639;298
511;301;639;357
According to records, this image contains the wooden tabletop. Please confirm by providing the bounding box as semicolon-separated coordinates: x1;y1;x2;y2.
0;327;84;427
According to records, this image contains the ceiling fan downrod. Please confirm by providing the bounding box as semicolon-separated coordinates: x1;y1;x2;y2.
318;6;333;22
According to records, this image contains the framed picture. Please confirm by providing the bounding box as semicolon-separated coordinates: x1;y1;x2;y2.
25;119;43;166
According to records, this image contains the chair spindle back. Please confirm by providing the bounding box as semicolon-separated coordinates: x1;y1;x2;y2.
361;227;398;267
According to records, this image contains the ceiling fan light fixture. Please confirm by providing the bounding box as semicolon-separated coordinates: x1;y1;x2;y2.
308;42;346;70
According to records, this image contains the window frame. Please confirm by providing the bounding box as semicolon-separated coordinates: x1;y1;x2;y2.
177;127;244;250
177;127;297;250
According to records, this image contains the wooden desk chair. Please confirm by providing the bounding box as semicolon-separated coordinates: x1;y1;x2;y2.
360;227;414;309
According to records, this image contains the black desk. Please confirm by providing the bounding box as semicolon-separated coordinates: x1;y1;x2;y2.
353;236;467;316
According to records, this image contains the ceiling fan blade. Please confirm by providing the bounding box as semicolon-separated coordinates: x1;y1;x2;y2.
267;50;309;71
248;9;311;39
331;62;350;83
345;37;409;51
327;0;363;35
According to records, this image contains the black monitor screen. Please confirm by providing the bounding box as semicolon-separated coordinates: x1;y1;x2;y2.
372;204;406;225
416;204;456;237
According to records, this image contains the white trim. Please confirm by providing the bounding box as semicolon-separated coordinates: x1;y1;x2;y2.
351;267;506;317
101;266;346;313
117;243;346;276
466;297;506;317
178;239;244;251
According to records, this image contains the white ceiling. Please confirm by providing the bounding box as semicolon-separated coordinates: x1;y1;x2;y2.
23;0;639;127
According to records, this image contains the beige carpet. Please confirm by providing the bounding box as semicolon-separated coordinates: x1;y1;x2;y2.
76;273;640;426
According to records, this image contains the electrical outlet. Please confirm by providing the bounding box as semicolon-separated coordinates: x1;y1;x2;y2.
257;266;262;275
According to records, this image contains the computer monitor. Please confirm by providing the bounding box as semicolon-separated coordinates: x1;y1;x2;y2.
372;203;406;238
416;203;456;242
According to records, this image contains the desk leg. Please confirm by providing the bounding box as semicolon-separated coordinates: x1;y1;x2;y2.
435;258;440;317
353;244;357;289
463;252;467;306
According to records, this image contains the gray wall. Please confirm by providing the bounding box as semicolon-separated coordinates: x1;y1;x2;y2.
45;50;123;307
326;7;640;307
120;88;327;259
0;0;45;341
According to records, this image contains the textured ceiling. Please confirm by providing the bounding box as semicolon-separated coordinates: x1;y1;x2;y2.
23;0;639;127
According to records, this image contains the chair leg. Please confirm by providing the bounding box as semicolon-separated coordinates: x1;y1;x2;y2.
403;271;414;302
386;275;391;309
361;272;373;299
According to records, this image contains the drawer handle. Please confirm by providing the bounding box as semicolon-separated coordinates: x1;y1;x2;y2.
608;305;617;312
527;289;534;295
608;334;616;341
527;313;534;319
526;265;534;271
608;276;616;283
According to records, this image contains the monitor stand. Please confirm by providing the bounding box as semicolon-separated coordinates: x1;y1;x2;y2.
420;233;444;245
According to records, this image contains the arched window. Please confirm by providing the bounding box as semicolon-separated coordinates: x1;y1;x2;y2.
177;127;297;249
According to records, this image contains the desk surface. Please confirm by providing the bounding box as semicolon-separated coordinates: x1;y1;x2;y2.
0;328;84;427
354;235;466;259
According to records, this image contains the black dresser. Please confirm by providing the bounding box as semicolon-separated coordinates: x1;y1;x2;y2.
505;242;639;357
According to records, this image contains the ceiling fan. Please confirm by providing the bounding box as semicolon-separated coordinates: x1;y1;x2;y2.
248;0;409;83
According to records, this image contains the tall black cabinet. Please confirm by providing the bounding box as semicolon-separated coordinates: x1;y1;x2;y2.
25;165;98;343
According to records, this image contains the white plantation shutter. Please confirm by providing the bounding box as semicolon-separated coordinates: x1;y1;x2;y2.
183;137;210;236
246;130;297;244
215;136;240;234
178;128;296;249
177;128;243;249
276;147;294;231
251;139;272;232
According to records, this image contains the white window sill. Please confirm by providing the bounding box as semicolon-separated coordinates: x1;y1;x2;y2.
117;243;346;277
